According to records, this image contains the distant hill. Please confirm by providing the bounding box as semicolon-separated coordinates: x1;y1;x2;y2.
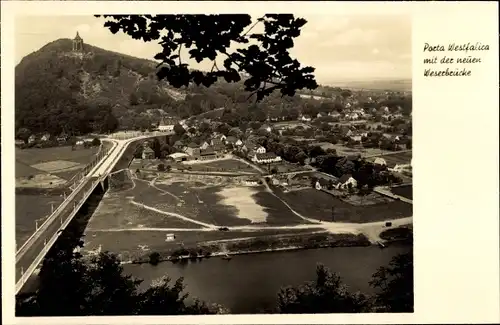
325;79;412;92
15;38;187;135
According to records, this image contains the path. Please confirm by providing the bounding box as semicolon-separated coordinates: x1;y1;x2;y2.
129;200;216;229
374;186;413;204
97;163;413;244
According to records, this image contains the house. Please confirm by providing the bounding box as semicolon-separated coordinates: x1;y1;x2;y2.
56;136;68;143
15;139;25;146
219;134;227;142
345;130;354;137
348;113;359;120
199;147;217;160
235;139;243;146
28;135;37;144
184;142;201;157
350;135;362;142
158;117;175;132
211;138;223;146
165;233;176;242
168;152;190;162
41;133;51;142
173;140;185;150
244;178;260;186
200;141;210;150
373;157;387;166
75;140;85;146
255;146;266;154
391;164;412;173
328;111;341;118
300;115;312;122
225;136;238;145
252;152;282;164
316;112;324;118
336;174;357;190
142;146;155;159
260;124;272;133
315;178;330;190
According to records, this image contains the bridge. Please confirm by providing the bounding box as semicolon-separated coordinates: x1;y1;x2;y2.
15;131;171;294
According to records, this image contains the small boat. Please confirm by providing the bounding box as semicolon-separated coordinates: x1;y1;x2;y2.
222;253;232;261
377;241;386;249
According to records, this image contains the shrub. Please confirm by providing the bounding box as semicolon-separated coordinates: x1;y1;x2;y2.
157;163;165;172
148;252;161;266
91;138;101;146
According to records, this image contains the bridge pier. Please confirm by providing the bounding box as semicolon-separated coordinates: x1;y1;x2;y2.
100;176;109;192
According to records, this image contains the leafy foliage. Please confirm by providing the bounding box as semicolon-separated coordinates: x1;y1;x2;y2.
96;14;318;100
370;251;414;312
277;264;370;313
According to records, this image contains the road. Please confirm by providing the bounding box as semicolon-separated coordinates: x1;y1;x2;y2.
15;135;152;292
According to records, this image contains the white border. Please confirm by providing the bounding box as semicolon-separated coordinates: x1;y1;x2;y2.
2;1;499;324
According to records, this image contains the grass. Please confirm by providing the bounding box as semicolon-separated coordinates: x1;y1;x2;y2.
253;191;311;225
15;160;43;178
390;185;413;200
15;146;99;166
16;194;65;246
186;159;259;174
277;188;412;223
86;193;204;230
83;228;326;257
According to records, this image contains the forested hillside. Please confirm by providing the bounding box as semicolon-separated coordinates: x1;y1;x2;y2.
15;38;411;137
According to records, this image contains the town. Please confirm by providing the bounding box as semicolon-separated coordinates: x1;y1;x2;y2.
13;14;413;316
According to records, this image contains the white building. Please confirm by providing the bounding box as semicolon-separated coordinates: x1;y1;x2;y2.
256;146;266;154
252;152;282;164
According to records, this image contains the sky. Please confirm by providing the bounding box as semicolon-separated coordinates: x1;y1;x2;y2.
15;14;412;84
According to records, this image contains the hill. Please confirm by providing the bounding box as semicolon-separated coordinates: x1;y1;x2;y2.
325;79;412;92
15;38;412;137
15;38;189;135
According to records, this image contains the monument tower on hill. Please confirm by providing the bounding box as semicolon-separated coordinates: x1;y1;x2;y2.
72;32;84;52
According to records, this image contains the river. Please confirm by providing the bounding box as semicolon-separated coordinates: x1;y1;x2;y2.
123;244;411;313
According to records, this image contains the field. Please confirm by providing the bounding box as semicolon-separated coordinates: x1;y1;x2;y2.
86;171;311;233
390;185;413;200
15;144;101;247
277;188;412;223
16;194;65;246
372;151;412;168
83;228;325;259
181;159;260;174
15;146;99;185
83;170;321;258
311;142;393;157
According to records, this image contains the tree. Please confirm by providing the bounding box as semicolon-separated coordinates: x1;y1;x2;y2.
277;264;369;313
102;112;119;133
370;252;413;312
173;123;186;136
16;127;31;142
151;138;162;158
96;14;318;101
91;138;101;146
157;163;166;172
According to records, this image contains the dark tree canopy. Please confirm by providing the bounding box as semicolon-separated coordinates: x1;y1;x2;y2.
96;14;318;101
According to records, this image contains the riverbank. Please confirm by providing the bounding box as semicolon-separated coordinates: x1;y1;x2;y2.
124;231;376;265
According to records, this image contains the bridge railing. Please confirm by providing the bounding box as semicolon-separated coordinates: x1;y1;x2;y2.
15;146;112;259
107;130;173;140
16;178;102;293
